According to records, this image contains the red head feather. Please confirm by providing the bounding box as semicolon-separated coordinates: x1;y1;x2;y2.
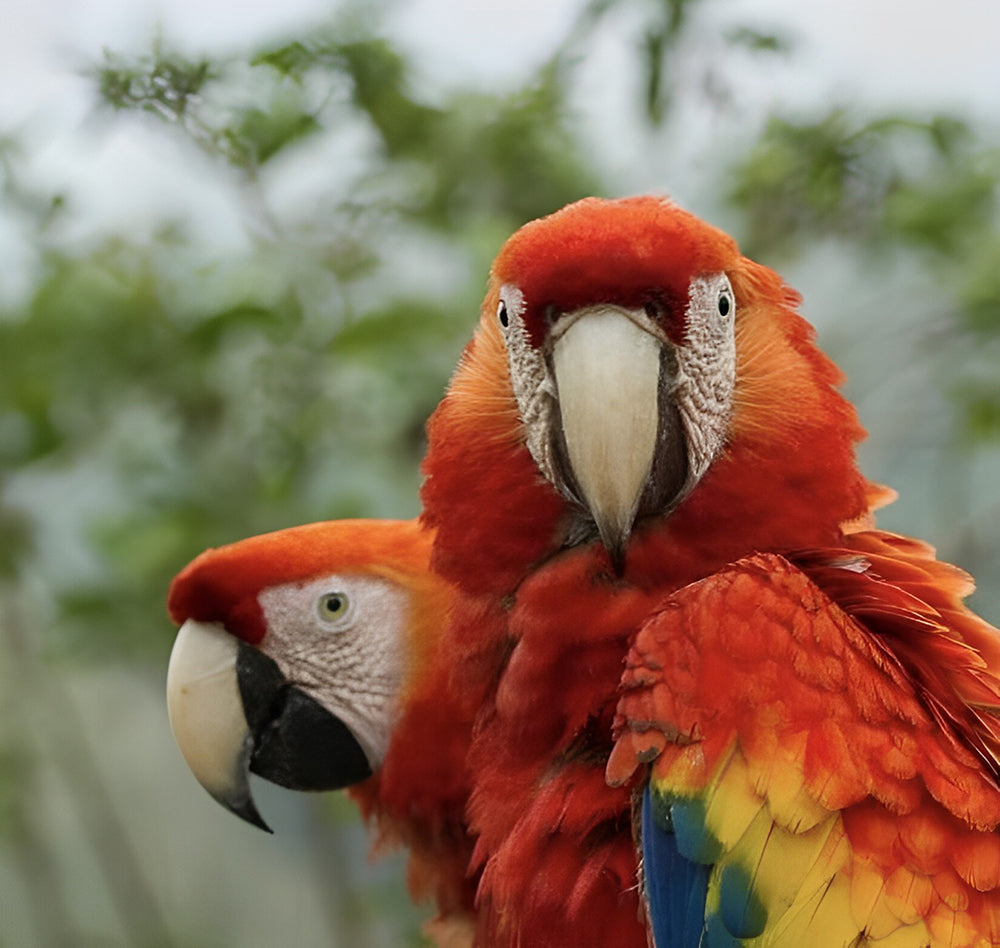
167;519;434;644
493;196;739;346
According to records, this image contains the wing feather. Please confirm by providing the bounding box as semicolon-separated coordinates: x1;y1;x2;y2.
611;552;1000;945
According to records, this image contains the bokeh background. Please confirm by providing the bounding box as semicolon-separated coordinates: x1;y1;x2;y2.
2;0;999;944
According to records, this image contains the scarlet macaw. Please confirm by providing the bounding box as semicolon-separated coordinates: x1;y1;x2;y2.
420;196;1000;945
165;519;477;942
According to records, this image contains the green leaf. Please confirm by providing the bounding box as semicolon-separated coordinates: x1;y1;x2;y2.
234;105;321;165
251;40;316;81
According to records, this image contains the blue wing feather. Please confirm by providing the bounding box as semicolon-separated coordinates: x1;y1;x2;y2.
642;784;710;948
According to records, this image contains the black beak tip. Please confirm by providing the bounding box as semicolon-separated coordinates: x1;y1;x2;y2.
214;790;273;834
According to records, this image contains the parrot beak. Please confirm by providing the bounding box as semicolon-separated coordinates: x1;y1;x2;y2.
167;619;373;832
549;306;687;569
166;620;271;831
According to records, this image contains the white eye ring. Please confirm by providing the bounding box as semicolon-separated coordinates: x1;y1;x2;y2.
317;591;350;624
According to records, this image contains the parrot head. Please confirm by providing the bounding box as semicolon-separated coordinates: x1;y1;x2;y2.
165;519;442;832
424;195;868;587
490;196;740;567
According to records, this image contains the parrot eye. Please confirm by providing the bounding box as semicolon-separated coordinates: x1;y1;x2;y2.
317;592;350;623
717;289;733;319
497;300;509;328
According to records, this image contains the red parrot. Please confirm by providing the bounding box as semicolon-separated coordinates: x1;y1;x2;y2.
420;196;1000;945
165;519;478;944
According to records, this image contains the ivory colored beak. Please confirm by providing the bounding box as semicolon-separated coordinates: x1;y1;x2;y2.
166;620;271;832
550;307;662;567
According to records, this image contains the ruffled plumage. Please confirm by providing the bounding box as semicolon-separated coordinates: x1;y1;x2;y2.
418;196;1000;946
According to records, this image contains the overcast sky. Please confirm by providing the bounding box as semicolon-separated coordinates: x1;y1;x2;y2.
1;0;997;269
5;0;999;116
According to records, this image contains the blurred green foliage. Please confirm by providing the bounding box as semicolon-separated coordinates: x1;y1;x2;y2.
0;0;998;944
729;107;1000;438
9;26;608;666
